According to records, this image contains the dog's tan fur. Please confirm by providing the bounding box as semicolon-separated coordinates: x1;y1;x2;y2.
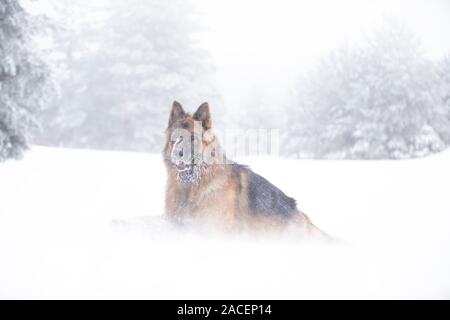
163;101;327;239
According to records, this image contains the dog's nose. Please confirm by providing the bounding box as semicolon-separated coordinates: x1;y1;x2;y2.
178;150;183;157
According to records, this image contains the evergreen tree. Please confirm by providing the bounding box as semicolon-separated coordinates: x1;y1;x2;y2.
0;0;50;160
285;18;445;159
435;54;450;144
38;0;218;152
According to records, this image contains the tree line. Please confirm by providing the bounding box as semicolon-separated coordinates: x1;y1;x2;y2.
1;2;449;160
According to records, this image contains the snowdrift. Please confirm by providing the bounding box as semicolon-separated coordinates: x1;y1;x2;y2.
0;146;449;299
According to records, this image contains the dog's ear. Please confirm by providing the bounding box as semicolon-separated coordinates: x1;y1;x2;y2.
168;101;186;127
193;102;212;130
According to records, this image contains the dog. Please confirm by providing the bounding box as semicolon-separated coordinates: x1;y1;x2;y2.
163;101;328;239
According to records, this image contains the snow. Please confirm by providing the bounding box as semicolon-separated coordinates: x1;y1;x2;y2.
1;146;450;299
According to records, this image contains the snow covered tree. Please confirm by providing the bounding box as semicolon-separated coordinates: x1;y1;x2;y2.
285;18;446;159
37;0;218;152
434;54;450;145
0;0;50;160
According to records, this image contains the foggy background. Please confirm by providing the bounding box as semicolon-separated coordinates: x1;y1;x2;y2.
2;0;450;159
3;0;450;299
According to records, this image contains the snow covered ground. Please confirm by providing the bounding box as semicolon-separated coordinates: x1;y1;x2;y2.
0;146;450;299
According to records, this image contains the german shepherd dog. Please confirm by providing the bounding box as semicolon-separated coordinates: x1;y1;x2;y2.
164;101;327;239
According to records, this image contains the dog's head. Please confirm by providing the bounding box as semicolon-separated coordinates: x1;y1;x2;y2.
164;101;221;184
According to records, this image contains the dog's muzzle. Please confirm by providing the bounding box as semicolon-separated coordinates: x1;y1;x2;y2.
175;162;191;172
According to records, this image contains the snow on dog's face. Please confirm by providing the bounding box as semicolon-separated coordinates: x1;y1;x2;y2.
164;101;221;184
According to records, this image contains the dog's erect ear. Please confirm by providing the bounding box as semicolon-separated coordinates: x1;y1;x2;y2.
193;102;212;130
168;101;186;127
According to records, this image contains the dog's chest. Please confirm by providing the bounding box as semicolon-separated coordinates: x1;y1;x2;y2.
173;176;233;218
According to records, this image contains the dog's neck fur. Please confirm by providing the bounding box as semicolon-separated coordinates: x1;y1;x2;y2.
175;162;207;185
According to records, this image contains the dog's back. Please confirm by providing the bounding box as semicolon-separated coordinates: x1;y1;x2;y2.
232;163;296;217
228;163;328;238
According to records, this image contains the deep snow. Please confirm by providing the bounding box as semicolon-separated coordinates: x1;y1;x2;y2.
0;146;450;299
